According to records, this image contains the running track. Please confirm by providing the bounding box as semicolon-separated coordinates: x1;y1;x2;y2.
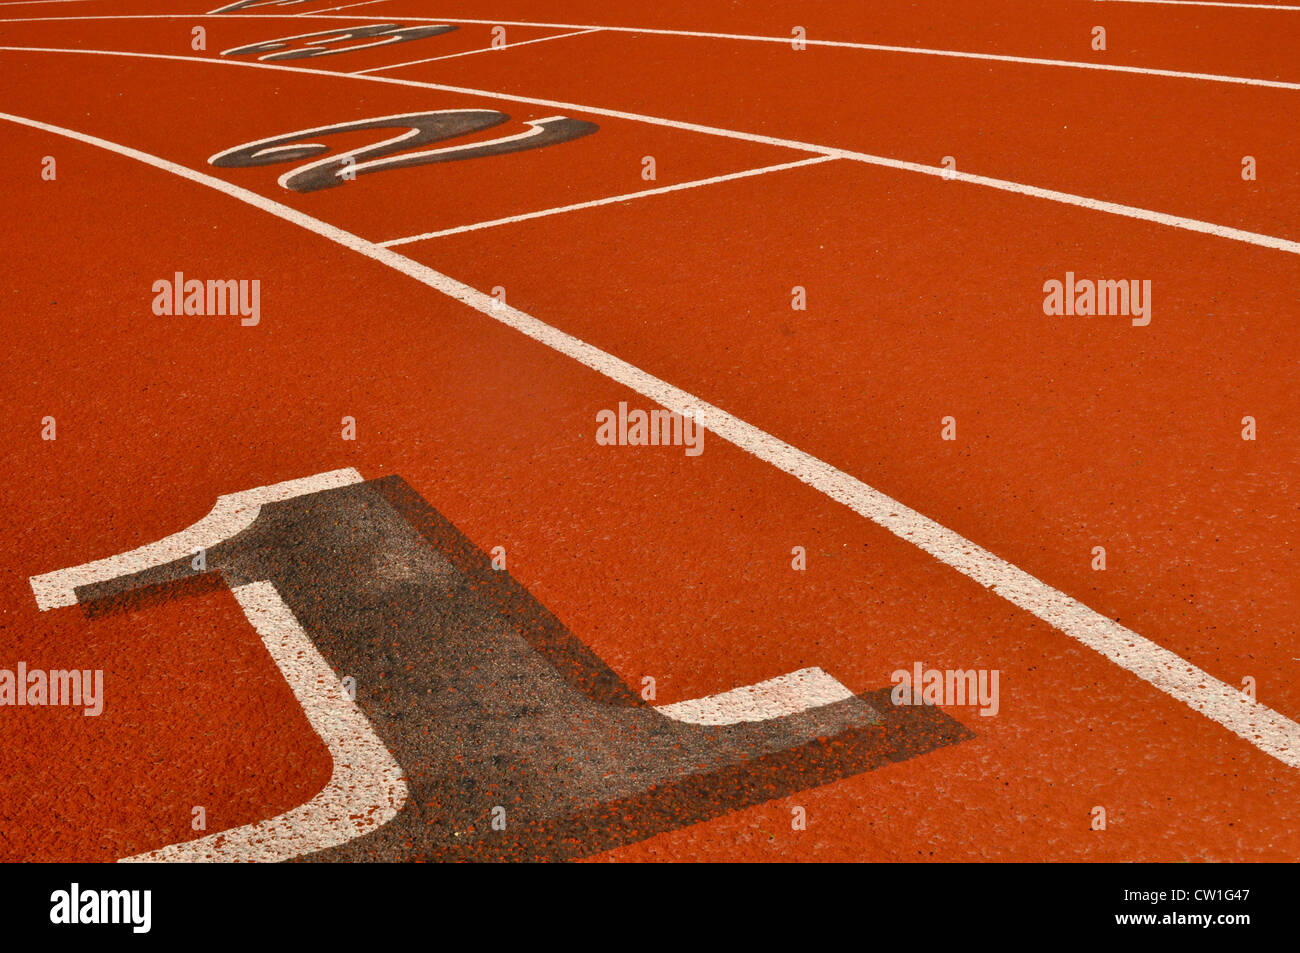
1;0;1297;861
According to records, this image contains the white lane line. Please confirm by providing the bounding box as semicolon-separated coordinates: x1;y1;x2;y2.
3;45;1298;258
4;13;1298;90
351;26;599;75
297;0;384;12
656;668;858;725
1095;0;1300;9
241;13;1300;92
330;15;1300;91
296;0;388;15
5;109;1298;773
378;155;838;246
29;468;362;610
121;581;408;862
209;0;295;12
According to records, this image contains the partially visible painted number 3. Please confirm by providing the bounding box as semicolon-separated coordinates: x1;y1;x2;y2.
208;111;599;192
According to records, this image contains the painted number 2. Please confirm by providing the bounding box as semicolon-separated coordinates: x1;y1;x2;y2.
221;23;458;62
208;110;599;192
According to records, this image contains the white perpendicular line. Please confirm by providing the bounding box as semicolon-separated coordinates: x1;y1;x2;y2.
351;27;601;75
3;46;1299;259
379;156;839;246
656;667;858;725
28;467;362;610
3;111;1298;773
7;13;1300;91
120;581;408;862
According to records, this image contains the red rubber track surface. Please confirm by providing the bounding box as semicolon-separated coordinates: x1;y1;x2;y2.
1;0;1297;862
